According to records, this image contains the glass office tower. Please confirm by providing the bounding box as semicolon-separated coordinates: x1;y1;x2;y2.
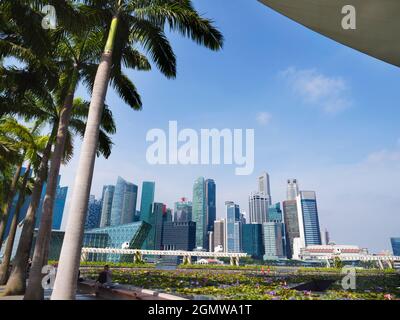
110;177;138;226
206;179;216;232
242;224;264;259
100;185;115;227
174;198;192;222
391;238;400;256
85;195;102;230
225;201;241;253
192;177;207;250
139;181;155;249
283;200;300;258
297;191;322;246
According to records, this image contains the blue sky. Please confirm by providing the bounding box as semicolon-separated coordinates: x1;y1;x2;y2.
60;0;400;253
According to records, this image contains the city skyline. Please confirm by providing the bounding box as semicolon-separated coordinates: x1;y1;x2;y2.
57;0;400;253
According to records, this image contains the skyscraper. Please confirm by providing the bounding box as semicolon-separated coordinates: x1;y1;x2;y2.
139;182;155;223
100;185;115;227
283;200;300;259
110;177;138;226
205;179;216;233
391;238;400;256
323;228;330;245
192;177;207;250
53;186;68;230
213;219;226;252
85;195;102;230
140;181;155;250
153;202;167;250
268;203;283;222
262;222;285;260
286;179;299;201
242;224;264;259
258;172;272;203
174;197;192;222
248;192;269;223
162;221;196;251
225;201;241;253
297;191;322;247
34;175;68;230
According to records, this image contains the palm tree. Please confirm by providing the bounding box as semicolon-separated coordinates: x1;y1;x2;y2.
23;97;117;300
0;1;145;299
52;0;223;299
0;0;120;298
0;163;33;285
0;118;42;249
1;97;115;297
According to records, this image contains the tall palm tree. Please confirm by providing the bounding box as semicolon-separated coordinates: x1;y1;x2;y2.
0;118;43;249
0;1;145;299
2;96;115;296
23;97;117;300
0;161;34;285
52;0;223;299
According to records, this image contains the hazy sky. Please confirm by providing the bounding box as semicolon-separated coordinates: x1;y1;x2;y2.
59;0;400;253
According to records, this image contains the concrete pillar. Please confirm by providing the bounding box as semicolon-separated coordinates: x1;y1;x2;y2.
378;260;384;270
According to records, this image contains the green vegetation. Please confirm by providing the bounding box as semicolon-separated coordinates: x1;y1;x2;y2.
80;268;400;300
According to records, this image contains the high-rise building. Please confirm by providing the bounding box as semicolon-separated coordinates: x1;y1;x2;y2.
53;186;68;230
139;182;155;250
391;238;400;256
110;177;138;226
286;179;299;201
323;228;330;245
174;197;192;222
153;203;167;250
297;191;322;247
248;192;269;223
240;211;247;225
100;185;115;227
205;179;216;233
192;177;207;250
262;222;285;260
84;195;102;230
4;167;32;239
242;224;264;259
268;203;283;222
213;219;226;252
225;201;241;252
258;172;272;202
208;231;214;252
283;200;300;259
34;175;68;231
161;221;196;251
139;182;155;223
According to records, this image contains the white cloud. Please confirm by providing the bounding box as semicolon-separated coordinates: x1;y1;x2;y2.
256;112;272;125
280;67;352;114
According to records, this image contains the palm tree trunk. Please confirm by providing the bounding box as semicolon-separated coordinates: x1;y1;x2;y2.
3;132;54;296
0;163;23;249
24;70;79;300
0;163;31;285
51;14;119;300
